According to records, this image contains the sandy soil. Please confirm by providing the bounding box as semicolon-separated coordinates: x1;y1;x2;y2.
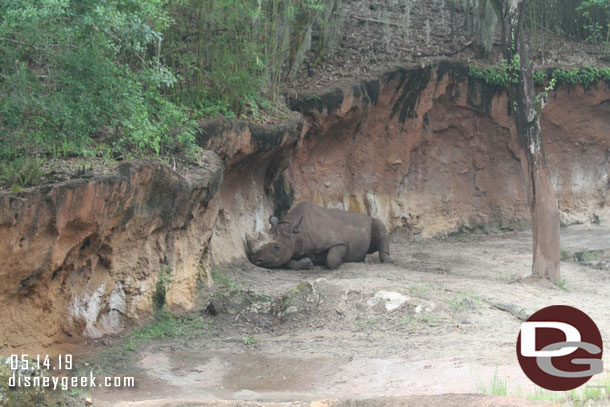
84;226;610;406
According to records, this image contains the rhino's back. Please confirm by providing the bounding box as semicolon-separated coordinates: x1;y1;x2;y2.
284;202;372;262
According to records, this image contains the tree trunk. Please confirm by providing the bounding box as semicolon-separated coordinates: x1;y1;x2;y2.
491;0;561;283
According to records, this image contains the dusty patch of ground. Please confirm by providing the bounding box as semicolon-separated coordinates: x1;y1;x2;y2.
88;226;610;406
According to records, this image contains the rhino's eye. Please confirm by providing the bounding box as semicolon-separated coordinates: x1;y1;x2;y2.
273;244;281;251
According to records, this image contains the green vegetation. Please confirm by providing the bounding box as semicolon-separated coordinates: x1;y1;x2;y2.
4;0;610;191
526;386;565;402
243;335;257;345
579;250;598;261
0;0;197;166
463;0;610;56
560;248;575;261
527;1;580;33
211;267;243;292
470;64;610;89
0;0;343;188
468;63;510;87
125;311;208;351
397;315;415;327
355;315;379;331
477;370;610;404
417;313;439;325
577;0;610;44
521;0;610;49
1;156;43;191
476;369;508;396
396;311;439;328
408;282;435;298
153;263;173;311
164;0;341;116
446;292;482;313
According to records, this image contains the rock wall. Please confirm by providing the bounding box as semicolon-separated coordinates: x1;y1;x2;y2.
207;61;610;266
283;62;610;237
0;155;222;352
196;112;305;265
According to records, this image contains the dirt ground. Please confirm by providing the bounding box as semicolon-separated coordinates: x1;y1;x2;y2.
81;226;610;406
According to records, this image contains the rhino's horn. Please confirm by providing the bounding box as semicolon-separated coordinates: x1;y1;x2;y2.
245;233;256;254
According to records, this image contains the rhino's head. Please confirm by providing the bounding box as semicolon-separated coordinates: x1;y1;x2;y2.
245;215;302;268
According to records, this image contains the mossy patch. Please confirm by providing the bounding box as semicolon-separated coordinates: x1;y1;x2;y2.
153;260;173;312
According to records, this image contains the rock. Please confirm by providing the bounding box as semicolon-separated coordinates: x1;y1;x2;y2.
367;291;409;312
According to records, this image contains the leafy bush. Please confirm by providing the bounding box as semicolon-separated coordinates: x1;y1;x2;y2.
0;0;344;187
577;0;610;43
467;57;520;88
469;64;610;89
0;0;197;171
1;156;43;191
163;0;342;117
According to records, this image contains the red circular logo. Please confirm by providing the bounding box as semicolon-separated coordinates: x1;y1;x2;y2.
516;305;603;391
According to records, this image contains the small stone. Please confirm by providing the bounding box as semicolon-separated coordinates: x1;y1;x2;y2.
85;397;93;405
367;291;408;312
324;181;331;187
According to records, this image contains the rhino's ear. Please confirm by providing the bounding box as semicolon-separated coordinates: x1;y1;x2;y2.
269;216;279;227
290;216;303;234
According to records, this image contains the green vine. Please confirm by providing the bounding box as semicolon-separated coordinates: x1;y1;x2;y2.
507;55;522;84
535;78;556;112
469;64;610;89
533;70;548;86
468;64;509;87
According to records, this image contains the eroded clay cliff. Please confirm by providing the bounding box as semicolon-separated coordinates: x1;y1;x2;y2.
0;156;223;352
2;60;609;351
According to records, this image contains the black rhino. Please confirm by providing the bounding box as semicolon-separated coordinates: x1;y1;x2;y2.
245;202;391;269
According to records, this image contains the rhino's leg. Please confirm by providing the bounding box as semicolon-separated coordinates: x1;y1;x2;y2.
370;218;391;263
286;257;314;270
326;245;347;269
